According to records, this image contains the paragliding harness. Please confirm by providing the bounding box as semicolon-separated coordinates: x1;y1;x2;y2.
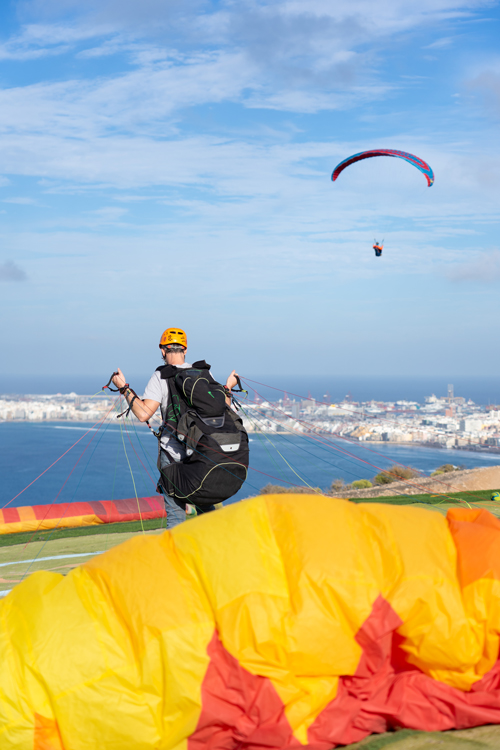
154;361;249;507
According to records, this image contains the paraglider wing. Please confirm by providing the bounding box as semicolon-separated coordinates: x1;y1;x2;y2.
3;496;500;749
0;497;165;534
332;149;434;186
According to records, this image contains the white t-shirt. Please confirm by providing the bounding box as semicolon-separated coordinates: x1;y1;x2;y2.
143;363;192;461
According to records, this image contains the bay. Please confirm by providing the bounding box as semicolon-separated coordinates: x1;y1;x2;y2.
1;421;499;511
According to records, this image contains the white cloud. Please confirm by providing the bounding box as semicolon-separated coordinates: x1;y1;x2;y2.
467;58;500;118
21;0;488;42
2;196;39;204
447;249;500;282
246;85;393;113
424;36;455;48
0;23;111;61
19;0;194;27
4;0;492;117
0;260;28;282
0;1;494;265
90;206;127;219
0;51;258;139
0;0;496;380
67;206;129;227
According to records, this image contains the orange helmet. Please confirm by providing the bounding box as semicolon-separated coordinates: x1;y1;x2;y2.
159;327;187;349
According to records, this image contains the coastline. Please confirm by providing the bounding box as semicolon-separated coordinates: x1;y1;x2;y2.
3;421;500;456
345;464;500;498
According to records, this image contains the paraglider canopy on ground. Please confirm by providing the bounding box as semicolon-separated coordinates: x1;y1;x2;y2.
2;494;500;749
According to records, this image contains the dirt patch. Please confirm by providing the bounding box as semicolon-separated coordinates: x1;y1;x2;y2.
345;465;500;499
348;724;500;748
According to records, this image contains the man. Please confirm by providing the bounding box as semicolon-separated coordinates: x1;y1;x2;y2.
112;327;241;529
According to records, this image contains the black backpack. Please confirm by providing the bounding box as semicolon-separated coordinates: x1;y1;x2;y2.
155;361;249;506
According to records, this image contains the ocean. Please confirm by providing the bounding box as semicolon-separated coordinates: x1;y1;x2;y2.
1;420;499;511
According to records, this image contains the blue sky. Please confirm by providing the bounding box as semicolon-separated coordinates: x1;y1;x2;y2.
0;0;499;383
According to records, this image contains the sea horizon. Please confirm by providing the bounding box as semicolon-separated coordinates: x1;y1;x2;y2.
2;374;500;406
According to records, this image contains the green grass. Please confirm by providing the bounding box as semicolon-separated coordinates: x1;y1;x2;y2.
0;517;167;548
348;489;500;505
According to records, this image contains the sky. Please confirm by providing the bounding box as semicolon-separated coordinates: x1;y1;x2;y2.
0;0;499;385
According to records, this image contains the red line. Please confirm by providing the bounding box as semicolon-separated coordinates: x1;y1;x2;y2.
22;403;116;548
3;407;116;510
242;376;421;419
241;375;490;462
243;388;475;504
122;416;157;487
246;391;430;491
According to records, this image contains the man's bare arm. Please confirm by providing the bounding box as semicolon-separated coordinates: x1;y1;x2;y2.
111;368;160;422
225;370;239;406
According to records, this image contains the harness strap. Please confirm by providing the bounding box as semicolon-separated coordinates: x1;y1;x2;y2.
224;378;247;410
153;368;186;441
116;394;137;419
102;372;155;431
102;372;132;396
102;372;121;392
227;375;247;395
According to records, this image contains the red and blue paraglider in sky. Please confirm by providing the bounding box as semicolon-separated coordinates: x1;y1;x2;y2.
332;149;435;257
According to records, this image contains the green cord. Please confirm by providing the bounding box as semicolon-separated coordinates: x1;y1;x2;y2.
118;413;145;535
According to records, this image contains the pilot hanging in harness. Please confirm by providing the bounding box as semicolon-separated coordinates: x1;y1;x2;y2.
373;239;384;257
110;328;249;529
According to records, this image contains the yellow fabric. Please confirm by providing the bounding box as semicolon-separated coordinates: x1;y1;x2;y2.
0;514;103;535
0;495;498;748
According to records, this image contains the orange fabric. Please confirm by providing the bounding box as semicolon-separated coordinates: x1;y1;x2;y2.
447;507;500;587
17;505;37;523
34;714;64;750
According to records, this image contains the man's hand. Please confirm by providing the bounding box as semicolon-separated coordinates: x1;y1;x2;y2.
110;369;159;422
226;370;239;391
112;368;127;390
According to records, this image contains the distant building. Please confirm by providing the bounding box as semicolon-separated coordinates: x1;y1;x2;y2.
460;418;483;432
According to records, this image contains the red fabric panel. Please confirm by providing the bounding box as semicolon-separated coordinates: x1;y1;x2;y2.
313;594;500;743
93;497;165;523
189;631;303;750
2;507;20;524
113;497;161;516
4;498;165;527
85;501;107;516
191;597;500;749
33;503;90;521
